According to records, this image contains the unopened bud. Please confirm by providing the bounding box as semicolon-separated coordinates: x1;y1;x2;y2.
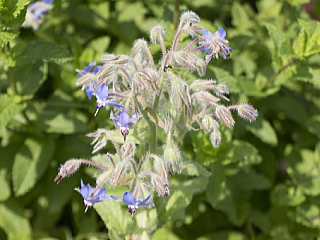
193;91;220;104
163;140;181;174
75;74;97;87
215;105;235;128
110;162;127;185
151;175;168;197
54;159;81;183
149;24;165;44
236;104;258;122
121;141;136;158
179;11;200;25
190;79;216;90
101;54;129;64
210;127;221;148
153;156;168;183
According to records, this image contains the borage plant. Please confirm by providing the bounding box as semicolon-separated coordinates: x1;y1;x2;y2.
55;10;257;237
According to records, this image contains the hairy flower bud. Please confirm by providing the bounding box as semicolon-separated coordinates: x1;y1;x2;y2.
101;54;129;64
210;119;221;148
192;91;220;105
121;141;136;158
236;104;258;122
215;105;235;128
149;24;165;44
163;139;181;174
153;156;168;183
179;11;200;25
110;162;127;185
190;79;217;90
151;174;169;197
54;159;81;184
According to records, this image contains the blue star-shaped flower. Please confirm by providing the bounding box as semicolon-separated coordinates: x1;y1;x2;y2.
76;62;102;77
118;192;153;215
23;0;55;29
86;82;122;116
75;179;116;212
194;27;233;64
110;110;140;141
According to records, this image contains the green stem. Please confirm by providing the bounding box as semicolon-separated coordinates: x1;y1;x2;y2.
173;0;181;30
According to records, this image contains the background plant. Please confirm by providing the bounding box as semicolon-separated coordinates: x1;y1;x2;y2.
0;0;320;240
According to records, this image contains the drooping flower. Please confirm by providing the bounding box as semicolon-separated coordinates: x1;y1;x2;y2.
117;192;154;215
54;160;81;184
75;179;116;212
22;0;55;30
194;28;233;64
86;82;122;116
110;110;140;141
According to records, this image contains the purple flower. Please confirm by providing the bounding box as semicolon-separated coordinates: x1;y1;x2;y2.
110;110;140;141
194;28;233;64
75;179;116;212
76;62;102;77
86;82;122;116
23;0;55;30
118;192;154;215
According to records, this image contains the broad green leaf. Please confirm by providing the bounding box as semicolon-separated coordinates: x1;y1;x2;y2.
308;115;320;138
39;112;87;134
0;30;18;48
153;228;180;240
0;169;11;201
12;136;55;196
293;20;320;58
219;140;262;168
206;164;250;225
265;23;295;58
135;208;158;232
245;117;278;146
0;94;26;130
271;184;306;206
212;67;239;93
15;60;48;96
15;40;72;64
287;148;320;196
229;171;271;191
231;2;251;30
94;200;134;237
0;201;32;240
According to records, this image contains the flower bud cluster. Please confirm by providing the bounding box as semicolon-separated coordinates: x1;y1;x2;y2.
55;11;258;214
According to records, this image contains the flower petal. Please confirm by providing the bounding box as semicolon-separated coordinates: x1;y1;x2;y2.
122;192;136;205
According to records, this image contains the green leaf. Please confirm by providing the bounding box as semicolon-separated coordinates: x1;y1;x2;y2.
219;140;262;168
15;60;48;96
94;200;134;237
15;40;73;64
245;117;278;146
271;184;306;206
0;30;19;48
206;164;250;226
212;67;239;93
0;169;11;201
231;2;251;30
294;203;320;228
229;170;271;191
287;148;320;196
0;94;26;130
265;23;295;58
293;19;320;58
12;136;55;196
0;201;32;240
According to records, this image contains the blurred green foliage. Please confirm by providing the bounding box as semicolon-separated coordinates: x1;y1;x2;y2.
1;0;320;239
